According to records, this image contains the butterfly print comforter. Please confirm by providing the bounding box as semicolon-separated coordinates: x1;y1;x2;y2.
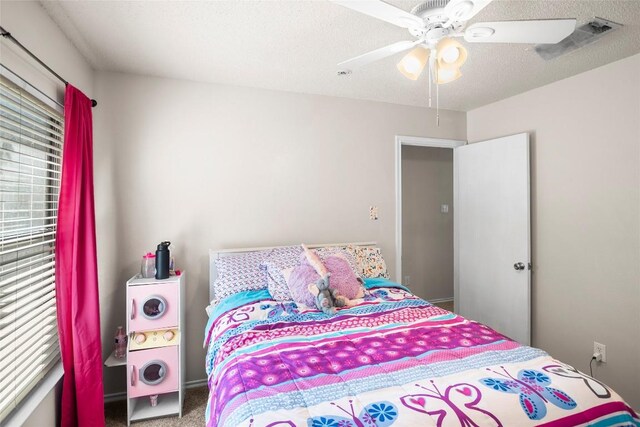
204;279;639;427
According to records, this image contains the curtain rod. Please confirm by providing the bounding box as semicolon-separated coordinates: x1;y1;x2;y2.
0;26;97;108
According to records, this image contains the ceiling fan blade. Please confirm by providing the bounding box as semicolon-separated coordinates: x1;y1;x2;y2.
464;19;577;44
338;40;422;70
444;0;493;23
331;0;423;29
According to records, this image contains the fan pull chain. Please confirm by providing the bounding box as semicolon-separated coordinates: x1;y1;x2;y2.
436;76;440;127
428;57;440;127
428;65;432;108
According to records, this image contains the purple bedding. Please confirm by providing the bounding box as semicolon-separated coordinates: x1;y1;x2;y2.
204;280;639;427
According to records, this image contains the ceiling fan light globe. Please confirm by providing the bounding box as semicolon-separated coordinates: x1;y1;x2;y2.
404;57;422;73
436;38;468;70
397;61;422;80
397;46;429;80
436;66;462;84
441;46;460;64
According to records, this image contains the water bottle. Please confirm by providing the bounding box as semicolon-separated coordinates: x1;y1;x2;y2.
155;241;171;280
141;252;155;278
114;326;127;358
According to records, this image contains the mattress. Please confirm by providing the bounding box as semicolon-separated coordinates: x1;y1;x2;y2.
204;278;639;427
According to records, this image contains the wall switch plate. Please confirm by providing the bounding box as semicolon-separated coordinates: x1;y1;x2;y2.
369;206;379;220
594;342;606;363
441;204;449;213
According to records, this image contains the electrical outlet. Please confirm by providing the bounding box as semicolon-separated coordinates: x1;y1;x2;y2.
369;206;379;220
404;275;410;285
594;342;607;363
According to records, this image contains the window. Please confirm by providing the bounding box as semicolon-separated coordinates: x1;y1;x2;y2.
0;75;63;422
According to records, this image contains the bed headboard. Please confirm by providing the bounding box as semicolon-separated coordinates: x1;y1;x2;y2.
208;242;377;301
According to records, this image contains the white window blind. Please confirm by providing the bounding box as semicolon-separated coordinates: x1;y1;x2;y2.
0;75;62;422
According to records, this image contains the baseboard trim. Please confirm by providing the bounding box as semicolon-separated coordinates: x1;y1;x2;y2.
186;378;208;389
428;297;454;303
104;378;208;403
104;391;126;404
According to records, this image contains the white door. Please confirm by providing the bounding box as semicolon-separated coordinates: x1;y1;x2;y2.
454;133;531;345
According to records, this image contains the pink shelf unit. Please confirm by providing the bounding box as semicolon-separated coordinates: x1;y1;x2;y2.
128;346;179;398
128;281;179;332
125;273;185;425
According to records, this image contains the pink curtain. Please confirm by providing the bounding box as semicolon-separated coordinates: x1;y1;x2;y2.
56;84;104;427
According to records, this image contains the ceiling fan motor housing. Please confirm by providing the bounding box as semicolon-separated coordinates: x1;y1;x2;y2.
411;0;450;19
409;0;463;40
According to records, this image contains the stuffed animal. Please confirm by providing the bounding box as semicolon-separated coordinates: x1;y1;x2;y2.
302;244;354;314
301;244;327;276
308;274;347;315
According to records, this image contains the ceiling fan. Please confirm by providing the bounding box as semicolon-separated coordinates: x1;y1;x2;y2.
331;0;577;84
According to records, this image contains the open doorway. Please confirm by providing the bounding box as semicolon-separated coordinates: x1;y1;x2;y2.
395;136;465;312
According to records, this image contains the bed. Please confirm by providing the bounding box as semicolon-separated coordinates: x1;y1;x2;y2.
204;243;638;427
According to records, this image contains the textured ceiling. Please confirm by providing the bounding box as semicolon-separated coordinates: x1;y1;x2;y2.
40;0;640;111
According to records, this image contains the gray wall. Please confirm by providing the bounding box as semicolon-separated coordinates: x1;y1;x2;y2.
92;71;467;395
402;146;454;301
467;53;640;408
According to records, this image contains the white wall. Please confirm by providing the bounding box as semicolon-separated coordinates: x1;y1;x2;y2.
0;1;95;424
467;53;640;408
92;71;467;394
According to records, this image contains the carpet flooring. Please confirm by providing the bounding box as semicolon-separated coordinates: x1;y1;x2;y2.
105;387;208;426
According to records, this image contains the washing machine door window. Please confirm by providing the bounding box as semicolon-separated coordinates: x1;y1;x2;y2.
142;295;167;320
140;360;168;385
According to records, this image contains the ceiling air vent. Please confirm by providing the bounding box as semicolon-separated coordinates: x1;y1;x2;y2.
535;17;622;60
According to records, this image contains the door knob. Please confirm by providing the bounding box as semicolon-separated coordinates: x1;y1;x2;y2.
514;262;526;271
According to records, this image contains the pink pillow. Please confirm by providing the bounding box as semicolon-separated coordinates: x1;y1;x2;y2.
323;255;364;300
285;256;320;307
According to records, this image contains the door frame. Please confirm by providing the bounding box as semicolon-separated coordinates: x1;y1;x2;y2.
394;135;466;284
